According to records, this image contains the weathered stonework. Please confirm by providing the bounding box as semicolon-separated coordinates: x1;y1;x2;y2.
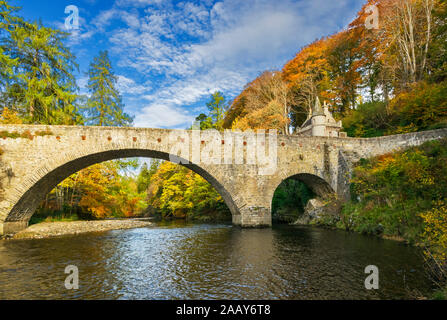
0;124;446;235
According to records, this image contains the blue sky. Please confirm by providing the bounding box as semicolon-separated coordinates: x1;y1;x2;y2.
12;0;365;129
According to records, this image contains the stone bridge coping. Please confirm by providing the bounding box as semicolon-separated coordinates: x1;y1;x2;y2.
2;124;446;141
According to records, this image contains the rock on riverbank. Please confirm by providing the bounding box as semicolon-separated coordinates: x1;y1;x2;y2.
8;219;154;240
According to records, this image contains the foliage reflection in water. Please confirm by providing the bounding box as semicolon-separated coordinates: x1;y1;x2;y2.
0;221;433;299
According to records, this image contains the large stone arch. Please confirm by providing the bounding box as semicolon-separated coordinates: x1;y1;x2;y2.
2;148;239;234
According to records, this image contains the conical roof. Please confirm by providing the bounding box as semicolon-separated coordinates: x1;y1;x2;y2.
312;97;324;117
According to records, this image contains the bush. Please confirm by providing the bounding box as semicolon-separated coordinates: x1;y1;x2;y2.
342;81;447;138
389;81;447;132
337;139;447;245
343;101;390;137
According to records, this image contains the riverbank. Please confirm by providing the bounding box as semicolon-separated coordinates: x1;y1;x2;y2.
2;219;154;240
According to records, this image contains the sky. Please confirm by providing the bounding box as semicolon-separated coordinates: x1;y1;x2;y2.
12;0;365;130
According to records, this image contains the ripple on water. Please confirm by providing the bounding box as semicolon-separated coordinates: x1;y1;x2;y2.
0;223;433;300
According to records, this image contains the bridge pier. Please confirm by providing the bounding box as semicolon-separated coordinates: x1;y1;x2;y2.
232;207;272;228
0;221;28;236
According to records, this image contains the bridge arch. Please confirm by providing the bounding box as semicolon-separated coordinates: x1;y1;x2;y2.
3;148;239;232
273;173;335;198
269;172;336;223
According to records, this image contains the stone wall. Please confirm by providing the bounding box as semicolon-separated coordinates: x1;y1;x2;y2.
0;124;446;235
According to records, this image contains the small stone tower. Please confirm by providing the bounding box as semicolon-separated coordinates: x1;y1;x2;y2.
297;97;346;137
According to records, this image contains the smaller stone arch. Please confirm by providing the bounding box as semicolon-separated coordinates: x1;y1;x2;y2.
280;173;335;198
270;173;337;224
271;173;335;200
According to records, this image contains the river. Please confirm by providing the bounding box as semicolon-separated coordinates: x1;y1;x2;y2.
0;221;434;299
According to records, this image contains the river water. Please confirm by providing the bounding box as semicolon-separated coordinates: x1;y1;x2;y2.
0;221;434;300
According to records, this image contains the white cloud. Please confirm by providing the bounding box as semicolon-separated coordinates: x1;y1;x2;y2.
116;0;165;8
133;104;195;129
71;0;364;128
117;75;149;95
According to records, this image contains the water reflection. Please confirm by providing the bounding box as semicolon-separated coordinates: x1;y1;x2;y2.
0;222;433;300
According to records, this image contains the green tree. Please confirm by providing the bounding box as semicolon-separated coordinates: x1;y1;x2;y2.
0;1;20;90
194;113;214;130
85;50;133;126
272;179;314;222
428;1;447;82
0;1;81;124
137;160;160;193
206;91;227;130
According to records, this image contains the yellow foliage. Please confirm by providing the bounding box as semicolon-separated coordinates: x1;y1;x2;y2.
420;202;447;262
0;107;23;124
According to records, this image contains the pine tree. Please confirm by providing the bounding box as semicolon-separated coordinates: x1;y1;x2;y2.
0;1;81;124
137;160;160;193
0;1;22;102
85;50;133;127
205;91;227;130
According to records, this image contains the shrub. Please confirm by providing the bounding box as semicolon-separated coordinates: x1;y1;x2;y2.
343;101;390;137
337;139;447;245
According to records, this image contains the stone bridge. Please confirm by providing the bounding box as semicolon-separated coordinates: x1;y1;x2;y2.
0;124;446;235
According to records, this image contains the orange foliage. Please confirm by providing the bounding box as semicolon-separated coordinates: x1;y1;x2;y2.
77;163;118;219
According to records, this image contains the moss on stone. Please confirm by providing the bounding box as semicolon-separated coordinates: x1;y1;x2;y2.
0;129;53;140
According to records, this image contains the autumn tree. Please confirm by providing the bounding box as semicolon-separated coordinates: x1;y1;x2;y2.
0;106;22;124
380;0;436;88
228;71;292;134
348;0;390;102
283;38;333;121
137;160;160;194
146;162;228;220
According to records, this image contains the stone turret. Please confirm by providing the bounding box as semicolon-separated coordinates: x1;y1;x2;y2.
311;97;326;137
297;98;346;137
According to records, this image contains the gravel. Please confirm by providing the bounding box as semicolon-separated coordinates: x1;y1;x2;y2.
8;219;154;240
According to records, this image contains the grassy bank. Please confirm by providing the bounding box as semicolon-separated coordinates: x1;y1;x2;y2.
310;138;447;298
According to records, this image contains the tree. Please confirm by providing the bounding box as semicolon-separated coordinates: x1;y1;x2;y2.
327;30;362;114
0;106;22;124
0;1;20;90
283;38;334;118
0;1;81;124
146;161;228;220
205;91;227;130
226;72;292;134
380;0;436;88
194;113;214;130
85;50;133;127
137;160;160;193
428;0;447;82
